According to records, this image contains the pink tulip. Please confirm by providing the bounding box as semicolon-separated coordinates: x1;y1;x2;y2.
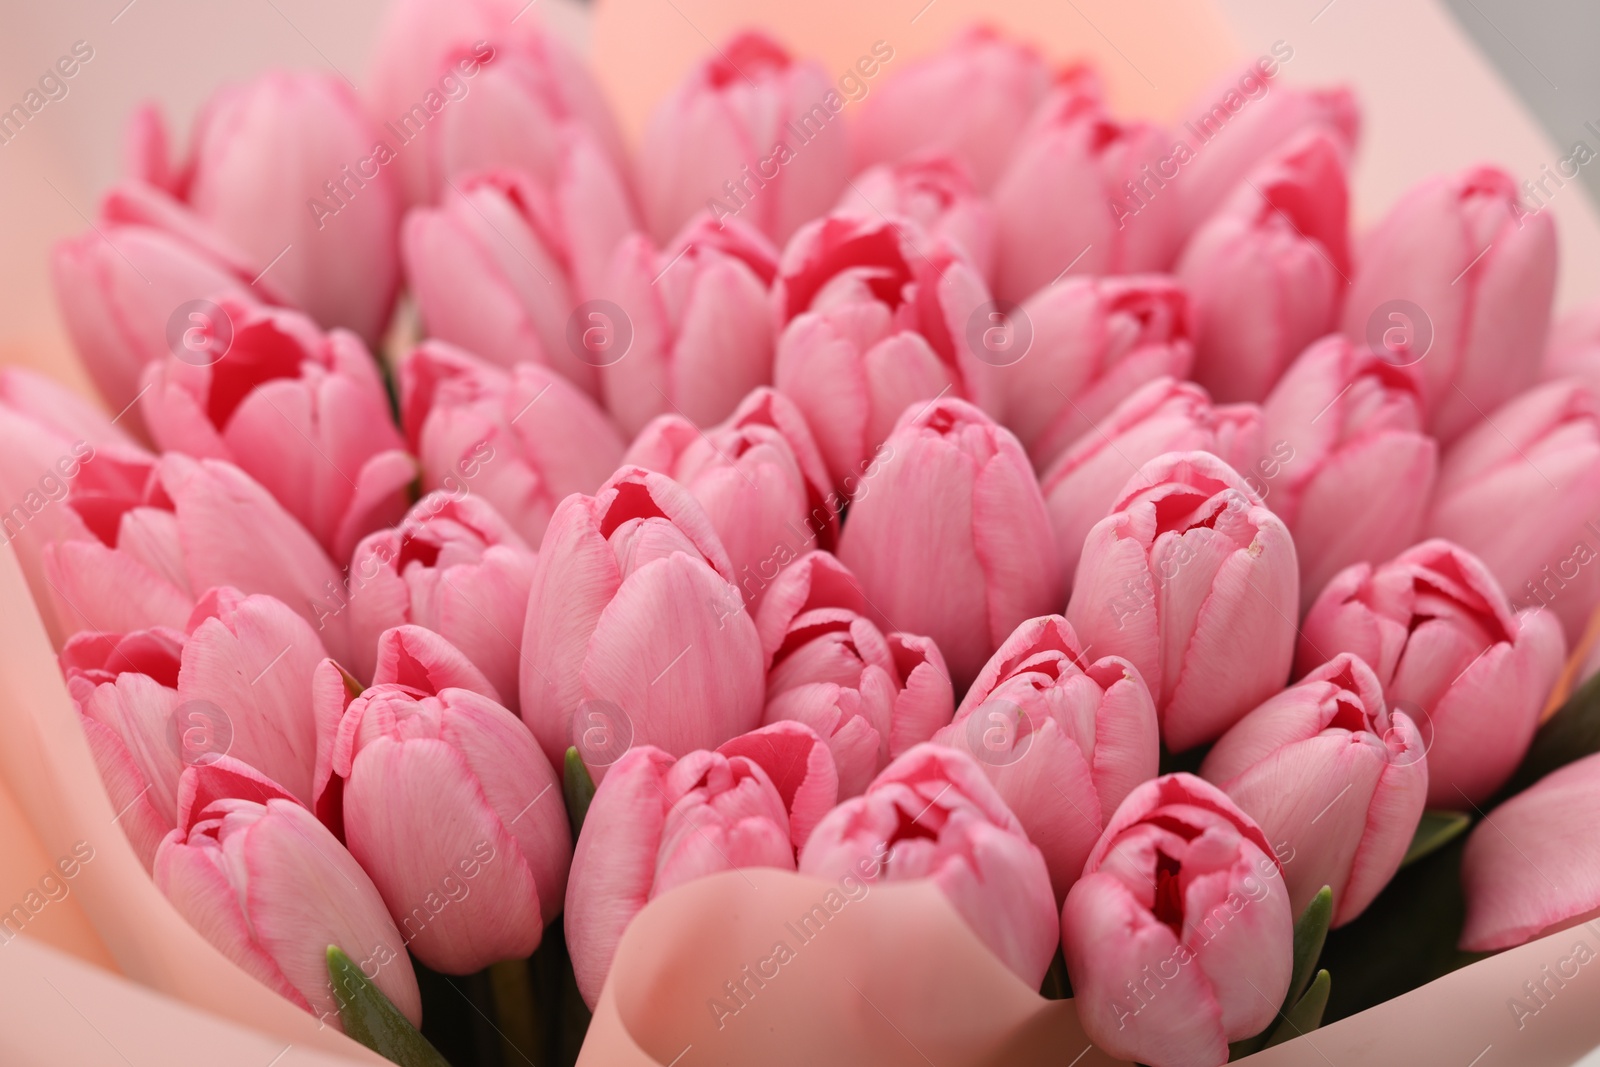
598;214;780;436
993;98;1183;301
139;297;415;561
0;368;142;452
1041;378;1261;587
1177;131;1351;403
799;744;1057;986
63;626;186;869
324;676;570;973
131;73;403;342
518;467;764;770
346;492;536;699
50;183;272;419
716;720;840;850
403;157;636;397
1339;166;1557;442
752;550;869;662
366;0;628;204
771;214;993;487
565;745;795;1006
1174;58;1359;236
1061;773;1292;1067
625;388;835;607
996;275;1194;471
761;554;955;796
1459;751;1600;952
1259;335;1438;607
934;615;1158;903
398;340;626;547
837;398;1061;690
1297;540;1565;807
853;26;1052;191
834;155;997;281
1541;298;1600;393
638;31;849;245
1426;379;1600;645
154;760;421;1028
1066;451;1299;752
1200;653;1428;926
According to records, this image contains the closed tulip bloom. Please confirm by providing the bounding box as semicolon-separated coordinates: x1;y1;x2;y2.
566;745;795;1006
638;31;848;244
0;367;142;453
626;388;835;607
518;467;764;770
1066;452;1299;752
835;155;998;281
1178;131;1351;403
998;275;1194;471
838;398;1061;690
326;678;569;973
347;492;537;698
1259;335;1437;607
140;298;415;561
154;760;421;1028
1201;653;1427;925
133;74;402;342
1174;61;1359;237
934;615;1159;903
1041;378;1261;588
599;215;780;436
993;98;1183;301
853;26;1052;191
716;720;840;850
1061;774;1292;1067
1426;380;1600;645
1541;298;1600;393
1298;540;1565;807
367;0;628;204
799;744;1057;986
398;341;625;547
772;214;992;487
1339;166;1556;442
1460;751;1600;951
752;550;870;663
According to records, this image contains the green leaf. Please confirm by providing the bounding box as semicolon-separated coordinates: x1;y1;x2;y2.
1501;667;1600;801
563;747;596;838
328;945;452;1067
1402;810;1472;867
1287;886;1332;1010
1263;969;1330;1049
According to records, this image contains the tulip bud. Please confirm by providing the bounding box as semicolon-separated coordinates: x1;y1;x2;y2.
1041;378;1261;587
994;98;1183;301
772;215;992;487
1201;653;1428;925
154;760;421;1028
1339;166;1557;442
1298;540;1565;806
638;31;849;244
934;615;1158;902
799;744;1057;986
1460;751;1600;951
398;340;625;547
1066;451;1299;751
139;73;403;342
996;275;1193;471
752;550;869;663
1061;774;1292;1067
854;26;1052;191
0;367;141;452
716;720;840;850
347;492;537;698
518;467;764;771
1426;379;1600;645
837;398;1062;690
1541;298;1600;393
1178;131;1351;403
599;215;780;436
626;388;836;608
835;155;997;281
566;745;795;1006
1259;335;1438;607
139;298;415;561
326;677;570;973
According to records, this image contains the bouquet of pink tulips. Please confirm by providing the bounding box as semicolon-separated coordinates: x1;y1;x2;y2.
20;0;1600;1063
